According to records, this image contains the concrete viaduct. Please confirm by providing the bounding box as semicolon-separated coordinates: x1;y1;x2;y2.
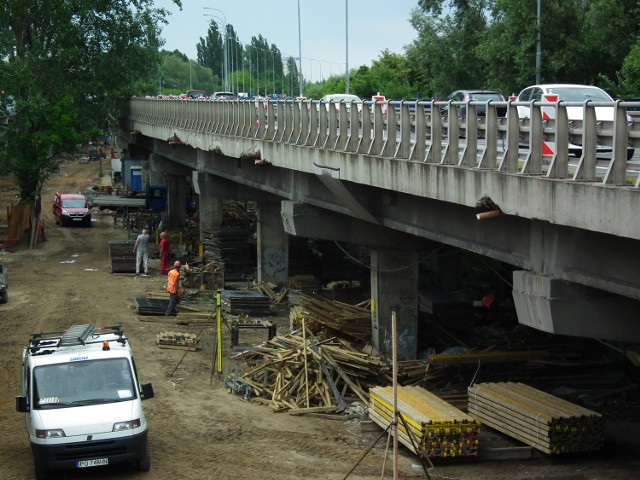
121;97;640;358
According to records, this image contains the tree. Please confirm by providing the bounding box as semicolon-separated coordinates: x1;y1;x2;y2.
197;21;224;85
0;0;179;240
407;0;492;98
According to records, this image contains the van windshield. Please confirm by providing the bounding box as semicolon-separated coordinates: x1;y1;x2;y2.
62;199;86;208
33;358;136;409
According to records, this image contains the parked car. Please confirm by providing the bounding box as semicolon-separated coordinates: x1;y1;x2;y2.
516;84;634;159
319;93;363;113
52;192;91;227
442;90;507;118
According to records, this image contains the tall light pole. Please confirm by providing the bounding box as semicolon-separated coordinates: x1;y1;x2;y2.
536;0;541;84
345;0;349;93
297;0;303;97
203;7;229;91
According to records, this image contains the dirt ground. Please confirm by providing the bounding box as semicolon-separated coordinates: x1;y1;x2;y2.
1;159;639;480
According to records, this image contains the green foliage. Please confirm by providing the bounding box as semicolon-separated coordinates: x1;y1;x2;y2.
612;42;640;98
0;0;177;202
408;0;640;98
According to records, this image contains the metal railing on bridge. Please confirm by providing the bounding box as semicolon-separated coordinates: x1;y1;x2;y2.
129;96;640;187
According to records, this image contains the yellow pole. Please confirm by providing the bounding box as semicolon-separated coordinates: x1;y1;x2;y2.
216;290;223;374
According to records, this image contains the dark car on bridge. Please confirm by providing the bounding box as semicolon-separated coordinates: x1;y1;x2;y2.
442;90;507;118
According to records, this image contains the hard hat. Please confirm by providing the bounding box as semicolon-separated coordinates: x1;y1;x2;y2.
174;261;181;268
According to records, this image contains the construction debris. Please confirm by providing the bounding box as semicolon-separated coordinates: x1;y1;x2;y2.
368;385;480;458
226;331;388;411
468;382;605;454
254;282;288;303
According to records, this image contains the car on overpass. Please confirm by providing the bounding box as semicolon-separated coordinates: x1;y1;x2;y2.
319;93;363;113
211;91;236;100
442;90;507;118
516;84;635;159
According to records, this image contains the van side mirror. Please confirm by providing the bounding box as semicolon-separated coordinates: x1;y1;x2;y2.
16;395;28;412
140;383;154;400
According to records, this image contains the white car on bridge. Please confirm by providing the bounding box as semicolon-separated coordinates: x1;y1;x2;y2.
516;84;634;159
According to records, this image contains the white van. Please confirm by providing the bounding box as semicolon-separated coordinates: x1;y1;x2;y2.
16;324;154;479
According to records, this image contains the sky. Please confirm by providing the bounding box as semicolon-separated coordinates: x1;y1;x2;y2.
153;0;418;83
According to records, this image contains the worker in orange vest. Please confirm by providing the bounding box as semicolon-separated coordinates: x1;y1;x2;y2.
165;261;181;316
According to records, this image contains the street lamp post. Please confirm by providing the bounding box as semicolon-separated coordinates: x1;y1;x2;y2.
203;7;229;91
297;0;303;97
536;0;541;84
345;0;349;93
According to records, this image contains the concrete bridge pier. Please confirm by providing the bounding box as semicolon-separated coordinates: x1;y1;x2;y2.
166;174;187;230
193;172;223;242
257;203;289;285
371;248;419;361
150;153;192;230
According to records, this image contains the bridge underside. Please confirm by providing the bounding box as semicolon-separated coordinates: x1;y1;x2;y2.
122;130;640;348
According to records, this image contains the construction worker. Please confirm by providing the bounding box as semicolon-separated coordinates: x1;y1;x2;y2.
165;261;181;316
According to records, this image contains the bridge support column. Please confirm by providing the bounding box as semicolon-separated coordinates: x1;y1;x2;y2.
166;173;186;230
257;203;289;285
193;172;223;242
513;270;640;342
371;248;419;361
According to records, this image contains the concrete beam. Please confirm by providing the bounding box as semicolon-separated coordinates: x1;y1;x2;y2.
281;201;429;250
512;270;640;342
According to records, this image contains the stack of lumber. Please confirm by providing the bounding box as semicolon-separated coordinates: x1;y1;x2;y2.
229;332;388;412
222;289;271;315
468;382;604;454
368;386;480;458
201;227;254;280
429;349;551;365
290;293;371;342
156;331;201;351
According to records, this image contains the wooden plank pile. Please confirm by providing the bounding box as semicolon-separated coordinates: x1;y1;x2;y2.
228;332;388;412
467;382;604;454
368;386;480;458
156;331;201;351
290;293;371;342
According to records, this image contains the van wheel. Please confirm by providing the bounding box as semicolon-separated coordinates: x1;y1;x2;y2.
34;466;48;480
0;291;8;304
137;452;151;471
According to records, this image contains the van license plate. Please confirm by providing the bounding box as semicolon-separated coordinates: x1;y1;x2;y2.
77;458;108;468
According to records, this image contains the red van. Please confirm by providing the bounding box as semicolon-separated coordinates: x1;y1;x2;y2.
52;192;91;227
